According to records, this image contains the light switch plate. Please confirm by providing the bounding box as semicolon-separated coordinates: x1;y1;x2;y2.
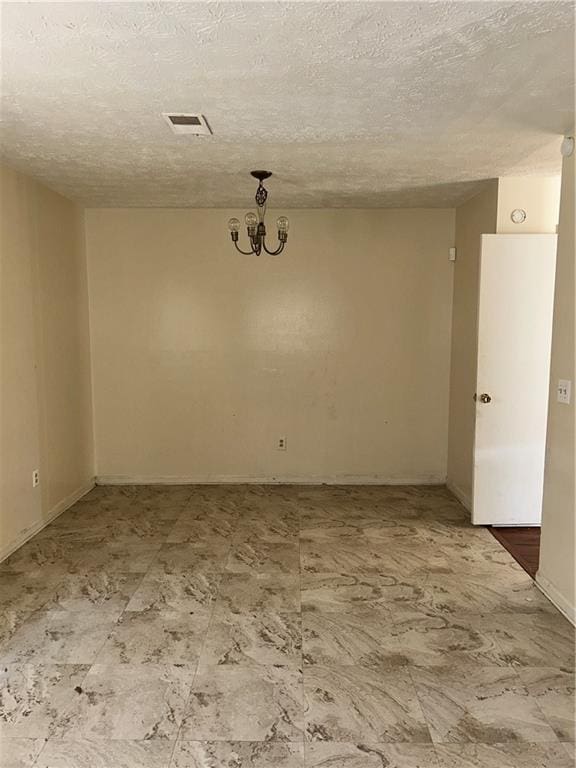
557;379;571;404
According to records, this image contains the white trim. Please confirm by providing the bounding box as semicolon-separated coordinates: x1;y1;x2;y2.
446;480;472;511
0;479;95;563
535;572;576;625
82;207;98;481
96;474;447;486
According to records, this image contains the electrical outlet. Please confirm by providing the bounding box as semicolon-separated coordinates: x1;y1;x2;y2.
277;436;287;451
32;469;40;488
557;379;572;404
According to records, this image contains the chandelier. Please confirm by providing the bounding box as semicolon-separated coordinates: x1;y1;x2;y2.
227;171;289;256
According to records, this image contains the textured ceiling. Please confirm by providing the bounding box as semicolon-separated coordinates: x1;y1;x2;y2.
0;1;574;208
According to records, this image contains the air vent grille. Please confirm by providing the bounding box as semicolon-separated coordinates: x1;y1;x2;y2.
169;115;201;126
162;113;212;135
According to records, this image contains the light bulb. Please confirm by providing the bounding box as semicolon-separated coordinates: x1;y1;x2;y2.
245;212;258;229
277;216;289;232
228;217;240;233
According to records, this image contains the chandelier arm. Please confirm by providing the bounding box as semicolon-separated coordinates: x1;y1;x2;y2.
262;238;284;256
234;240;256;256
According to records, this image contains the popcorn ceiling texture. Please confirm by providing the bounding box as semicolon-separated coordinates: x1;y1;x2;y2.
0;1;573;208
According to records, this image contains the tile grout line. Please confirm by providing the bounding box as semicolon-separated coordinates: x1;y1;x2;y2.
84;494;187;668
516;670;568;744
166;497;238;758
405;641;441;753
297;497;307;758
165;488;211;767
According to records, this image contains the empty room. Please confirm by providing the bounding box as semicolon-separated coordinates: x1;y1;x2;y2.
0;2;575;767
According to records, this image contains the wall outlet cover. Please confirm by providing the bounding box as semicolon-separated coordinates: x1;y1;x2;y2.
557;379;571;404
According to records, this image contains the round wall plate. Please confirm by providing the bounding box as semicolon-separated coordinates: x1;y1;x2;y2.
561;136;575;157
511;208;527;224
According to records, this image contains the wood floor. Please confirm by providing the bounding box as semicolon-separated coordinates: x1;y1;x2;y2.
489;526;541;578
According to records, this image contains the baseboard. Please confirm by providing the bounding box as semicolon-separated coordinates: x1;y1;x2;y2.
446;480;472;511
535;572;576;625
96;473;447;486
0;478;95;563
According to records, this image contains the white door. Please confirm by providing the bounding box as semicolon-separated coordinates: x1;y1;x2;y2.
472;234;557;526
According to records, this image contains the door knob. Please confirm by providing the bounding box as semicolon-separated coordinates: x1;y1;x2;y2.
479;393;492;404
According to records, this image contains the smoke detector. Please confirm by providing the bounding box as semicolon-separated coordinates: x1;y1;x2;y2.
162;113;213;136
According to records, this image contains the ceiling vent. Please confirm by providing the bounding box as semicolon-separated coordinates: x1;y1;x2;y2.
162;113;213;136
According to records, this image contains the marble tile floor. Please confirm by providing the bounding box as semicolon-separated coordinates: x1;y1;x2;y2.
0;484;574;768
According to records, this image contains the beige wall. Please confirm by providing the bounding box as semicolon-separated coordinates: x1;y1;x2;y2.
86;208;455;483
496;176;561;234
0;165;94;559
446;181;499;507
538;146;575;622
